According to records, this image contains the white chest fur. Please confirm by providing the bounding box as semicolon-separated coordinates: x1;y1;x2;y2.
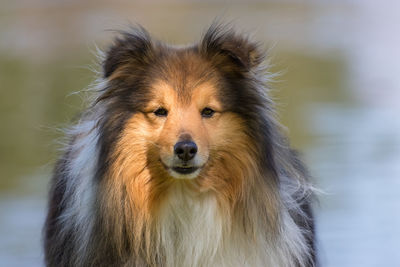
155;184;280;267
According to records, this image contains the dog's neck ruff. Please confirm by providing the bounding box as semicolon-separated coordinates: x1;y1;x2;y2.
149;183;273;267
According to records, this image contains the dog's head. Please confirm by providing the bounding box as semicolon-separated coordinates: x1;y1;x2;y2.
97;24;277;194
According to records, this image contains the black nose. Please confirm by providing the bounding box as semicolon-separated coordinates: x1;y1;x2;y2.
174;141;198;161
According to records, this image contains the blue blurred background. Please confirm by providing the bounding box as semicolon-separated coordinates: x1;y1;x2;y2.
0;1;399;266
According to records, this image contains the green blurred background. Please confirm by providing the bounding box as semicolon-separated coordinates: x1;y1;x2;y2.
1;1;399;266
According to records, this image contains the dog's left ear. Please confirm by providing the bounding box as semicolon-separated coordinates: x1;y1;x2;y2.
200;23;264;71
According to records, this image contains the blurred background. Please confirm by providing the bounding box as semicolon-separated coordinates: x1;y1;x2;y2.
0;0;399;266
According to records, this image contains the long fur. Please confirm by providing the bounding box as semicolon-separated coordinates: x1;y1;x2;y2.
44;23;317;267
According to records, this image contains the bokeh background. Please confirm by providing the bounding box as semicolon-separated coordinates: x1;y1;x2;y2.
1;1;399;266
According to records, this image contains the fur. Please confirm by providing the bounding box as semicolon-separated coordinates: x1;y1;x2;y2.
44;23;317;267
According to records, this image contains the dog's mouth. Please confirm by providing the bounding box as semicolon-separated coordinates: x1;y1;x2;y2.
172;166;199;174
160;160;202;179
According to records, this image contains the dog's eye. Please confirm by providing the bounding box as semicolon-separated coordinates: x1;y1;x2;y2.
201;107;215;118
154;107;168;117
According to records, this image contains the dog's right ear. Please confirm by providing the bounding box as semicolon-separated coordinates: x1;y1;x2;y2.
103;26;154;79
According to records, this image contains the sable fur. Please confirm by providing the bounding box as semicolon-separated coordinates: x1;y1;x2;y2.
44;23;317;267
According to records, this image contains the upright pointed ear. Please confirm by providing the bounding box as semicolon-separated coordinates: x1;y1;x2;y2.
199;23;265;71
103;26;154;78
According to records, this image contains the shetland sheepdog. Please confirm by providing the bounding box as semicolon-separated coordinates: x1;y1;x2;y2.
44;24;316;267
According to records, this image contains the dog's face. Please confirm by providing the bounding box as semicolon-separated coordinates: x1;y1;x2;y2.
115;58;247;182
144;80;222;179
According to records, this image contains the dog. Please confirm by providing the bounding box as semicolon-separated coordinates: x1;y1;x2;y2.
44;23;316;267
